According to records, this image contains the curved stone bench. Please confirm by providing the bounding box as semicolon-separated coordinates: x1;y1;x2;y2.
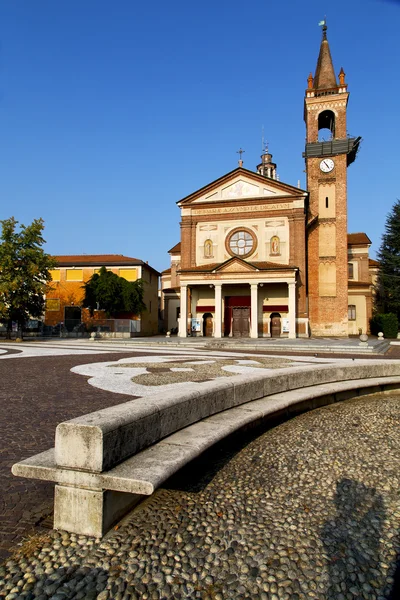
12;360;400;537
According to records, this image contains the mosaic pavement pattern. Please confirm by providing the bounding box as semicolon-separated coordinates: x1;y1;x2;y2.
71;355;299;396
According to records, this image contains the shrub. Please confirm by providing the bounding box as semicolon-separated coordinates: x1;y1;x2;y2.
370;313;398;338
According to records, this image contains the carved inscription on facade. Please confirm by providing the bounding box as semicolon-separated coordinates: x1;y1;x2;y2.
192;203;291;216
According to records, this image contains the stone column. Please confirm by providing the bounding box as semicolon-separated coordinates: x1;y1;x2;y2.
250;283;258;339
178;285;187;337
288;281;296;339
214;283;222;338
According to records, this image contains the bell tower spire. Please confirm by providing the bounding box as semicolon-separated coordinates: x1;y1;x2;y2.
313;20;338;90
303;22;361;337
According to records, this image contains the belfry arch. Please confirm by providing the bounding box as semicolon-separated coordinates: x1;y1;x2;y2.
318;109;336;141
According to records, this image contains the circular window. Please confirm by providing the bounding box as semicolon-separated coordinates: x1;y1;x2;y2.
226;228;257;258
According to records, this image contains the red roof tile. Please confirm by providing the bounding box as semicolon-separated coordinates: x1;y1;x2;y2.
347;233;371;245
53;254;160;274
348;280;372;288
168;243;181;254
179;260;298;273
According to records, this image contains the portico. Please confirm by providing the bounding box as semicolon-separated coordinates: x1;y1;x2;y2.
177;271;297;339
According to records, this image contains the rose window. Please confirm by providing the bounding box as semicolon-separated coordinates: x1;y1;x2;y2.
226;228;257;258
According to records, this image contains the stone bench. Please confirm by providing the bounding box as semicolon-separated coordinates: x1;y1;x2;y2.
12;361;400;538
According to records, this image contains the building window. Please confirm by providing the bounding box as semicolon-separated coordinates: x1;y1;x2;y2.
348;263;354;279
50;269;60;282
270;235;280;256
204;239;213;258
119;268;137;281
66;269;83;281
348;305;356;321
226;228;257;258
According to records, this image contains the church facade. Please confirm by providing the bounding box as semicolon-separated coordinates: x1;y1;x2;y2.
161;25;374;338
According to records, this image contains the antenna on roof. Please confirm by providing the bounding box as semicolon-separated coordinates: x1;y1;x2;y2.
262;125;264;153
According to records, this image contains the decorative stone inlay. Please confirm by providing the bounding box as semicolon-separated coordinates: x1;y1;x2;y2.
120;357;294;386
71;355;296;397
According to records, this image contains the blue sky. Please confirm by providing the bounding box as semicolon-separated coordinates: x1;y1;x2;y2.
0;0;399;272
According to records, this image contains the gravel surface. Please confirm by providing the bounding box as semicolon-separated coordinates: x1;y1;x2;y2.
1;391;399;599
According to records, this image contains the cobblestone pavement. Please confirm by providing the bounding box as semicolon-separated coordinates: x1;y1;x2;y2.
0;348;155;561
0;341;320;561
1;389;399;599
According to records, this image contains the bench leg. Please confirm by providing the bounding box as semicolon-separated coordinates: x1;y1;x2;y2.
54;485;142;537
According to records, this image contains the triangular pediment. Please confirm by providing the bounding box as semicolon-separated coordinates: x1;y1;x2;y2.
178;168;306;206
215;257;258;273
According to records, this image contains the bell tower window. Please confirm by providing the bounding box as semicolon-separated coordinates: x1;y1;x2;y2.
318;110;336;141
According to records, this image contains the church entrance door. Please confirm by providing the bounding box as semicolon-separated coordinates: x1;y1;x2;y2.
232;307;250;337
270;313;281;338
203;313;213;337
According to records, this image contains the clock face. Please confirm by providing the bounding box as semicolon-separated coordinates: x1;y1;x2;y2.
320;158;335;173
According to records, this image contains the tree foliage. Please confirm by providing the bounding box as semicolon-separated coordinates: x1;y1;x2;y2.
0;217;56;337
376;199;400;320
82;266;146;317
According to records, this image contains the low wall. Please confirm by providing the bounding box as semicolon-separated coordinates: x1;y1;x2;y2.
55;361;400;473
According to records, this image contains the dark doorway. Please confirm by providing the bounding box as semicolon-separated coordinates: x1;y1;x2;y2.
203;313;213;337
232;307;250;337
64;306;82;332
270;312;281;338
224;296;251;337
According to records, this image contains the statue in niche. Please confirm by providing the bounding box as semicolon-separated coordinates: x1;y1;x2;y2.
204;239;213;258
270;235;280;255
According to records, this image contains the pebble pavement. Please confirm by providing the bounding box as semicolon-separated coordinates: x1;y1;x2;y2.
1;390;399;599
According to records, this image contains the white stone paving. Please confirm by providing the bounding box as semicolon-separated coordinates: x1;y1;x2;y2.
0;343;112;359
70;353;352;397
0;339;362;399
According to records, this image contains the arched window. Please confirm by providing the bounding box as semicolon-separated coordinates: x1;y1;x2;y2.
318;109;336;141
270;235;280;255
204;239;213;258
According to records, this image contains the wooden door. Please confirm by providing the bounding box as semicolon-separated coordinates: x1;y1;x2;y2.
205;316;213;337
232;307;250;337
271;315;281;337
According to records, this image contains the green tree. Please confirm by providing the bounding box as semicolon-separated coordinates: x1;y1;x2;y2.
82;266;146;317
0;217;56;338
376;199;400;320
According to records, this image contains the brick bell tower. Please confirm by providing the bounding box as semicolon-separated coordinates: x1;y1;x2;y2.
304;21;361;337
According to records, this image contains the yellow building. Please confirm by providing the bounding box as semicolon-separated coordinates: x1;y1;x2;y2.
45;254;159;336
